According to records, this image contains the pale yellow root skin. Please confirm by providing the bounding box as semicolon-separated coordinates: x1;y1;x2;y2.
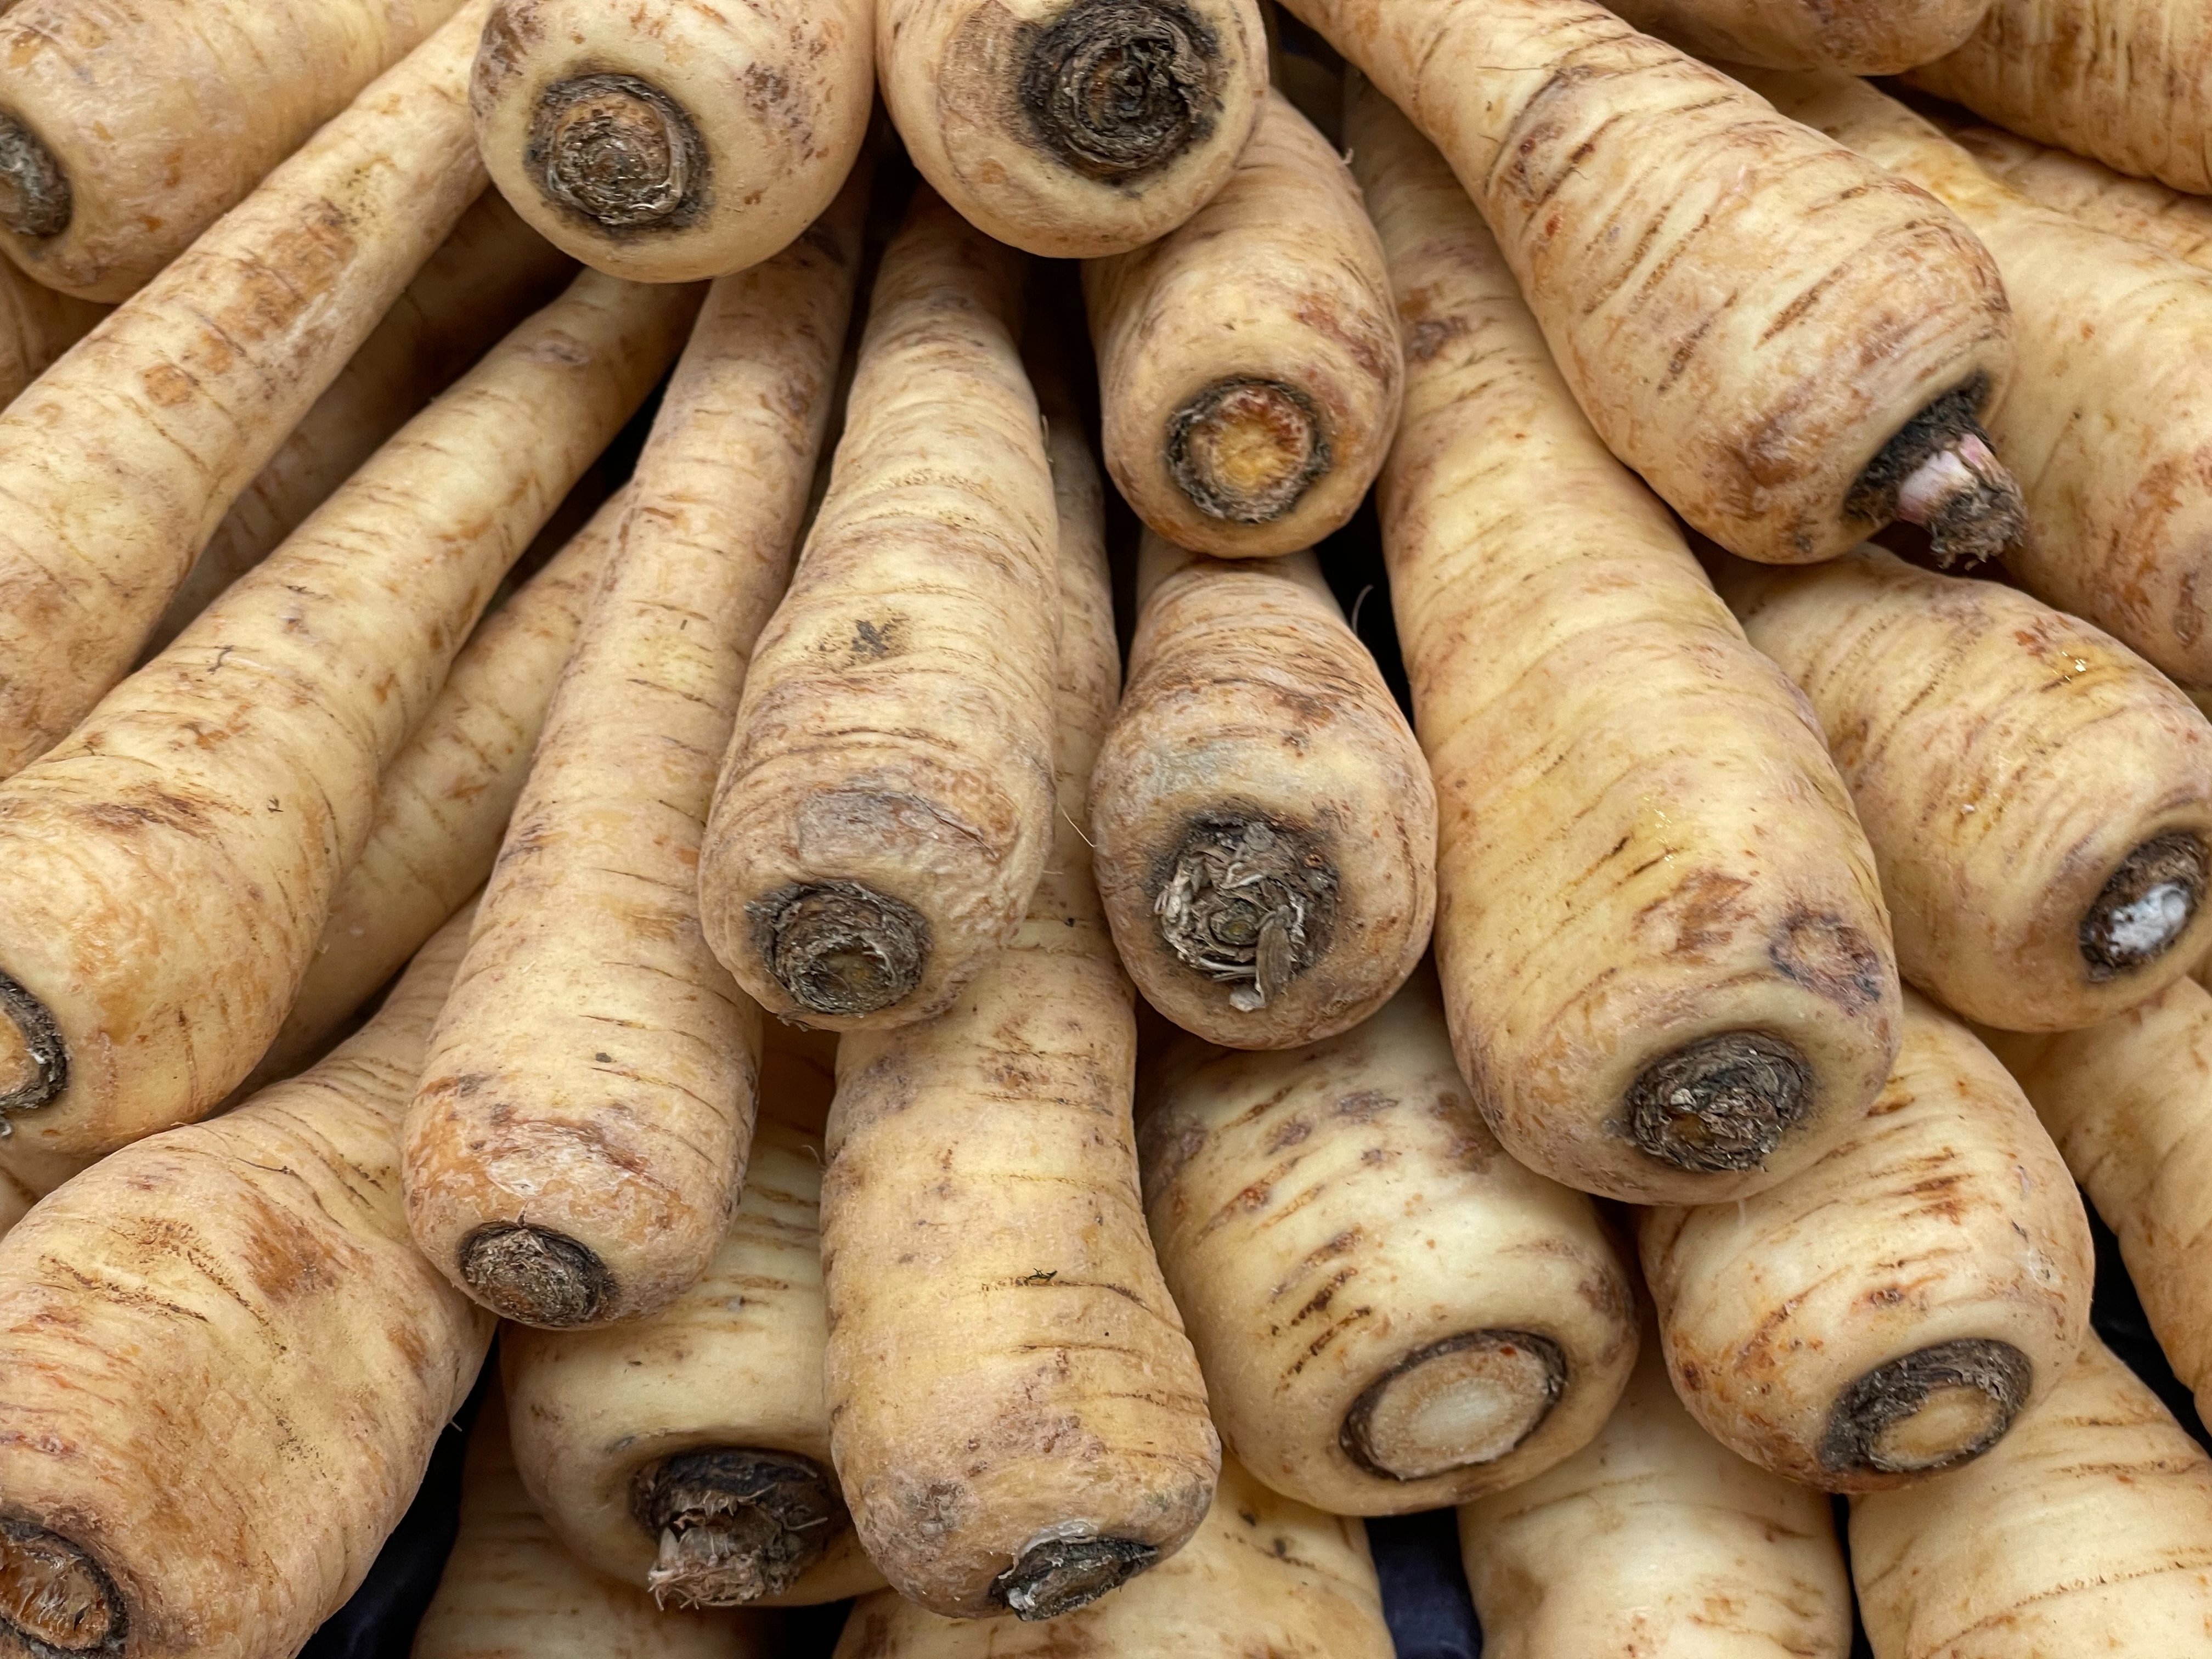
1717;544;2212;1031
1910;0;2212;194
1139;966;1638;1515
1278;1;2014;566
1953;122;2212;268
0;258;101;409
0;0;467;300
240;493;620;1097
1084;89;1402;558
0;2;498;780
0;906;493;1659
1352;84;1902;1204
0;271;698;1158
503;1119;885;1609
471;0;873;283
1747;71;2212;692
145;191;575;657
413;1396;770;1659
1607;0;1988;70
1640;990;2092;1492
1090;534;1434;1049
1850;1336;2212;1656
831;1455;1393;1658
876;0;1268;259
821;422;1218;1620
0;1139;92;1234
1459;1329;1852;1659
701;187;1059;1032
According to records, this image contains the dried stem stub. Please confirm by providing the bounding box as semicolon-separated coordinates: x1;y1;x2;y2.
1819;1338;2033;1477
639;1449;846;1607
527;74;708;234
0;969;66;1126
0;1519;122;1656
1340;1330;1567;1482
458;1222;612;1328
1166;377;1329;523
0;114;69;240
2081;831;2208;980
1849;382;2025;569
993;1533;1159;1622
1625;1031;1813;1172
1155;816;1336;1011
1019;0;1221;182
748;881;929;1018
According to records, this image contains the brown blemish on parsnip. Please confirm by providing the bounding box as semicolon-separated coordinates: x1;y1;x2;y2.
0;1518;122;1654
526;74;710;235
1166;377;1329;523
1017;0;1223;182
748;880;930;1017
0;112;70;240
458;1222;612;1327
636;1447;847;1606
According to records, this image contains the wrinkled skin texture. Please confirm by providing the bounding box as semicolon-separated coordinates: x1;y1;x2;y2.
1607;0;1989;71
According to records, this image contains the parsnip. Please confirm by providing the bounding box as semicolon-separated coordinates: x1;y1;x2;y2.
1606;0;1990;71
504;1118;885;1609
1716;543;2212;1030
1139;966;1638;1514
1641;990;2092;1489
1953;122;2212;269
699;187;1059;1031
0;905;492;1659
877;0;1269;259
1279;2;2024;568
471;0;872;284
0;0;467;301
0;2;500;778
1352;81;1903;1201
0;257;100;409
1459;1325;1852;1658
0;270;697;1157
1084;89;1402;558
830;1455;1393;1659
820;416;1219;1621
1850;1335;2212;1656
0;1140;85;1239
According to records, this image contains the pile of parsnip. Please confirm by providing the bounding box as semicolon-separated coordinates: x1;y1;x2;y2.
4;0;2212;1654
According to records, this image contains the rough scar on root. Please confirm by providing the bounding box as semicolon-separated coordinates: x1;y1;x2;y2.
992;1534;1159;1622
2080;831;2208;981
1819;1337;2033;1476
1624;1031;1812;1172
0;969;68;1128
1154;816;1336;1012
1848;381;2026;569
1339;1330;1567;1482
1166;377;1330;523
748;880;930;1018
0;1519;125;1657
526;74;709;233
458;1222;613;1327
638;1449;848;1608
1018;0;1222;181
0;115;69;241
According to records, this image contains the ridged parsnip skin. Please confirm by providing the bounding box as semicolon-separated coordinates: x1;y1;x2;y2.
1983;976;2212;1431
821;425;1218;1621
146;191;575;657
1082;89;1402;558
701;188;1058;1032
0;0;467;300
1953;123;2212;268
1911;0;2212;194
504;1119;886;1608
471;0;873;284
1640;991;2092;1491
0;259;101;409
0;906;493;1659
1746;71;2212;692
1459;1329;1852;1659
830;1456;1393;1659
0;271;698;1158
1604;0;1989;71
1138;968;1638;1515
876;0;1269;259
1353;85;1903;1204
0;3;499;780
1090;535;1435;1049
1850;1336;2212;1656
241;494;620;1097
409;188;864;1333
1717;544;2212;1031
1278;2;2016;566
413;1397;770;1659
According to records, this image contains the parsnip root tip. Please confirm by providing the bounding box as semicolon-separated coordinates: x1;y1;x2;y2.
992;1536;1159;1621
2081;832;2208;980
1340;1330;1567;1482
1625;1031;1811;1172
1019;0;1221;183
0;1520;123;1655
1849;382;2024;568
526;74;708;234
748;881;930;1018
1166;378;1329;523
1155;816;1337;1011
638;1449;845;1607
0;113;69;240
0;970;68;1121
457;1222;612;1327
1819;1338;2032;1476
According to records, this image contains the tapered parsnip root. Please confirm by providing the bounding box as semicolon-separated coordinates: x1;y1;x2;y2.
0;0;469;300
0;271;696;1158
1350;83;1900;1201
1851;1336;2212;1655
1953;122;2212;269
821;417;1218;1620
0;259;100;409
1716;543;2212;1030
1280;2;2021;567
700;187;1059;1031
1459;1325;1852;1658
1605;0;1990;71
830;1456;1393;1658
0;907;492;1659
1084;88;1401;557
1641;990;2091;1490
0;3;500;779
1139;966;1637;1514
1090;534;1434;1048
471;0;872;282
